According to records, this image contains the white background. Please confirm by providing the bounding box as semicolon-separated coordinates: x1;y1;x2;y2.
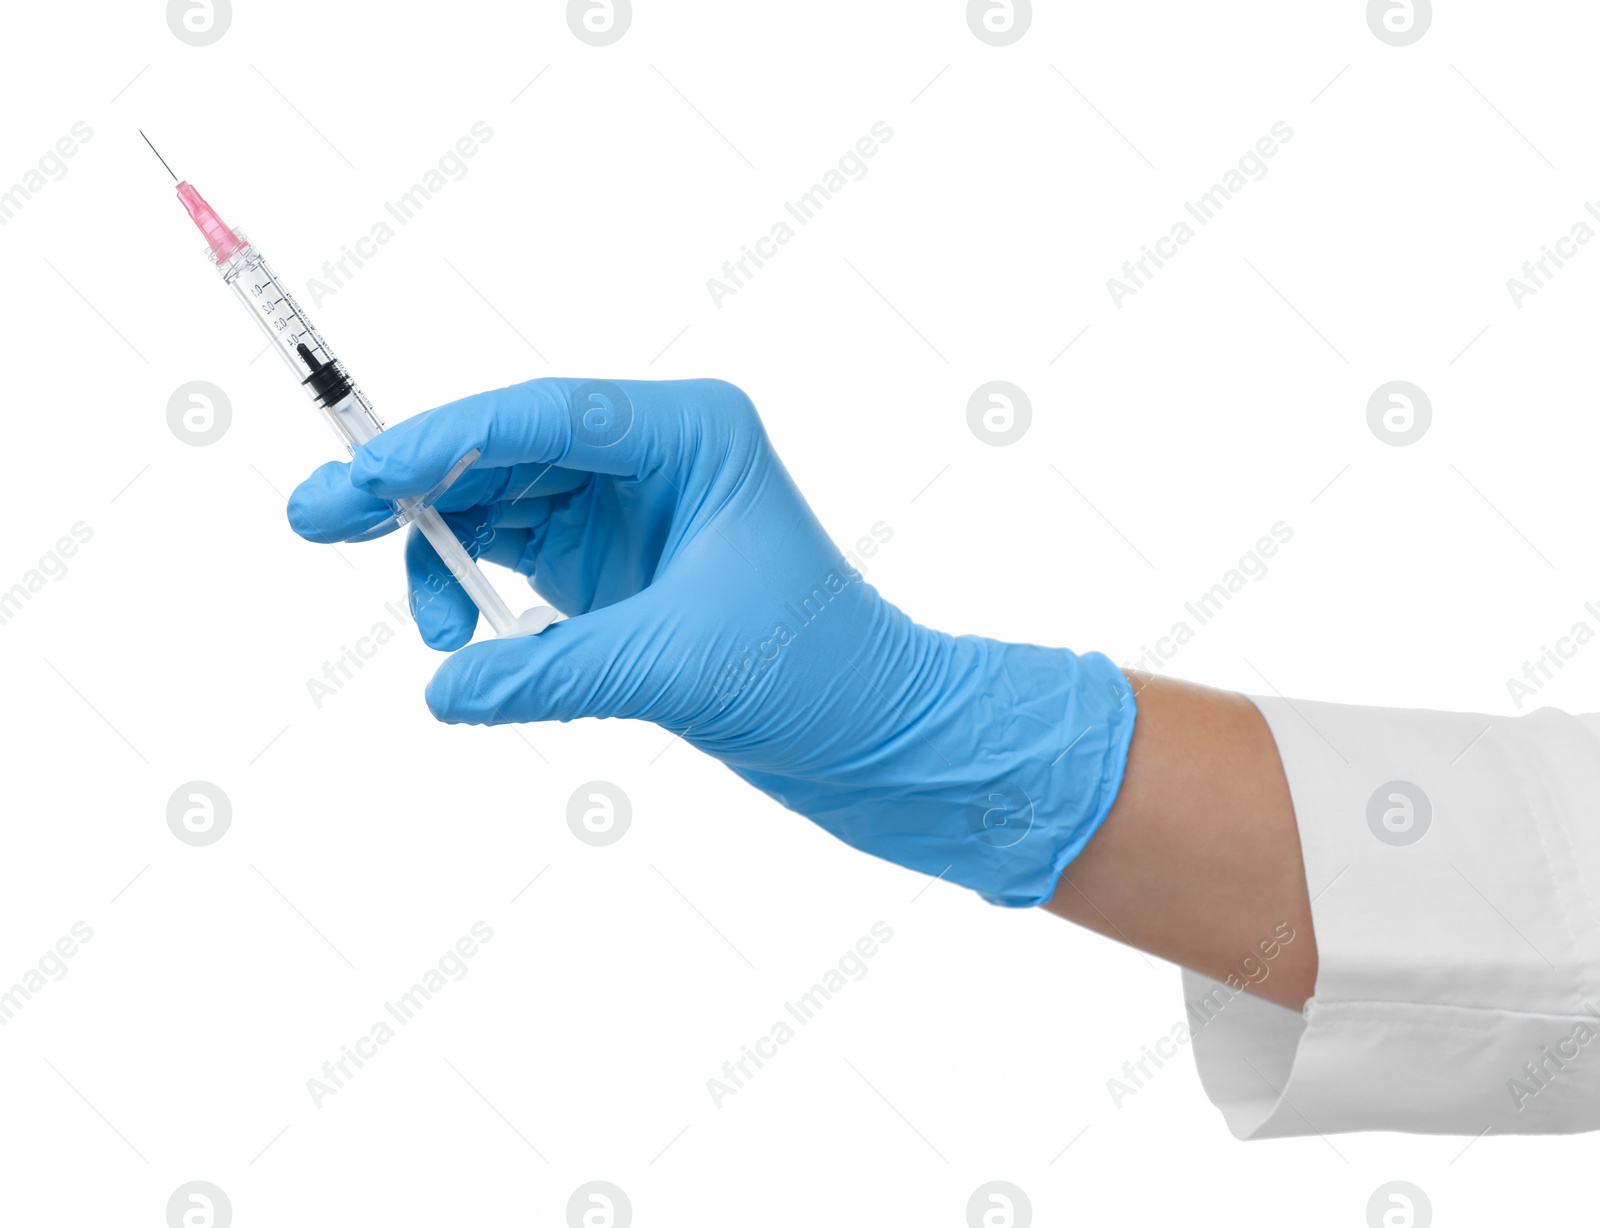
1;1;1596;1224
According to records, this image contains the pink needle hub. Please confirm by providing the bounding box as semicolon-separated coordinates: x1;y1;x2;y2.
176;181;244;262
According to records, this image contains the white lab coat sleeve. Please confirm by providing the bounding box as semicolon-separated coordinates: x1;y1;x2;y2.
1183;697;1600;1138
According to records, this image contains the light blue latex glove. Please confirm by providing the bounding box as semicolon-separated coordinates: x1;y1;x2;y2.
287;378;1136;906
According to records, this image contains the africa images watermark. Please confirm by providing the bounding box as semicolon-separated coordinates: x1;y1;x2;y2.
306;922;495;1108
1107;921;1296;1108
0;121;94;227
305;121;496;306
707;122;895;308
710;521;894;711
706;921;894;1107
305;594;416;710
1107;122;1295;308
1508;1001;1600;1110
1502;599;1600;710
0;923;95;1027
305;517;496;709
1505;200;1600;309
0;522;94;629
1123;521;1294;676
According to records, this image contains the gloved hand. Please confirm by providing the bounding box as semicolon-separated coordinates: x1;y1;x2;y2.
287;378;1136;905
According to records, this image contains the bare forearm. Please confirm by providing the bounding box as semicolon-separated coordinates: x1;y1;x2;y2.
1042;672;1317;1009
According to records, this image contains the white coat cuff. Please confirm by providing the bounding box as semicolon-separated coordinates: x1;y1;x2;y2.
1185;698;1600;1138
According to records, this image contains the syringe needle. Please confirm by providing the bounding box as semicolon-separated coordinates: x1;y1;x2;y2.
140;131;178;181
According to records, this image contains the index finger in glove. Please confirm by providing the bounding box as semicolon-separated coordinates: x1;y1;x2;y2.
349;377;752;501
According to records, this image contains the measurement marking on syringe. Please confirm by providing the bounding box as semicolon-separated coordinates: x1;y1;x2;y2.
151;136;555;641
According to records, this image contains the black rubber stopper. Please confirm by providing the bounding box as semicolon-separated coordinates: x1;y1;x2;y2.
296;342;354;408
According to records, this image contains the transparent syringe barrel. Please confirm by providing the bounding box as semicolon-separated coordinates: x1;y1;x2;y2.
213;233;386;453
209;234;522;637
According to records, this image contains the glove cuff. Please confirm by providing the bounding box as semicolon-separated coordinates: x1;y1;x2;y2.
959;644;1137;907
723;624;1138;906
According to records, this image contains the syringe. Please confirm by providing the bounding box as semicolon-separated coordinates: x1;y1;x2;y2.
146;134;557;640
